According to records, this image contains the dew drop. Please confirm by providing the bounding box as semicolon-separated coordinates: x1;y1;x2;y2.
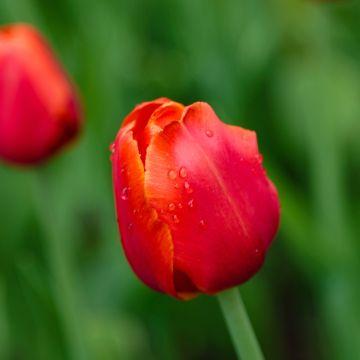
187;199;194;208
168;203;176;211
255;248;260;254
174;183;180;189
168;169;177;180
172;214;180;223
184;181;193;194
205;130;213;137
127;223;133;231
179;167;187;178
133;209;138;215
199;219;207;229
178;203;183;209
121;187;129;200
109;143;115;153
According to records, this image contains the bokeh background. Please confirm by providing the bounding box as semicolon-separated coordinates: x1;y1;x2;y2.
1;0;360;359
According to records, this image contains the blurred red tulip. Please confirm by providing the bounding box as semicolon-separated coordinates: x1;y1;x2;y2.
111;99;280;300
0;24;81;165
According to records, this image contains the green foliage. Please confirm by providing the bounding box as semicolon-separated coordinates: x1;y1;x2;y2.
1;0;360;359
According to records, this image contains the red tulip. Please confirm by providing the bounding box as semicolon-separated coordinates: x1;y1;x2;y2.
0;24;81;165
111;98;280;300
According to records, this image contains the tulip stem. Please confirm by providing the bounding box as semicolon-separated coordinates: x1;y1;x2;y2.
31;171;86;359
217;288;264;360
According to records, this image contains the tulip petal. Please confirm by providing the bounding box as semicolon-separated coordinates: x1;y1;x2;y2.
145;102;280;294
112;128;177;297
121;98;170;129
0;54;57;163
120;98;171;161
140;101;184;159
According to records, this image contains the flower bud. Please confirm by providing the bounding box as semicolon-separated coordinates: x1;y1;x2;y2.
111;99;280;299
0;24;81;165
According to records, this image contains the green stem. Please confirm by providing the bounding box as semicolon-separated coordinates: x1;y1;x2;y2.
31;171;86;360
217;288;264;360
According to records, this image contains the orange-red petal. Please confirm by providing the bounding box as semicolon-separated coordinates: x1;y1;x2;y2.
112;126;177;297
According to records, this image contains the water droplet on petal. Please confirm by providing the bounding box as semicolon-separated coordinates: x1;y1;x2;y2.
109;143;115;153
179;167;187;178
184;181;193;194
205;130;213;137
187;199;194;208
127;223;133;231
168;169;177;180
199;219;207;229
121;187;129;200
120;167;126;174
168;203;176;211
172;214;180;223
133;209;138;215
174;183;180;189
178;203;183;209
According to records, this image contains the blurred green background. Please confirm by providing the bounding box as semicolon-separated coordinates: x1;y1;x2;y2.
1;0;360;359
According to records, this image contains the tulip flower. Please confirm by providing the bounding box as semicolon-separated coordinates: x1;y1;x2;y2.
111;98;280;301
0;24;81;165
